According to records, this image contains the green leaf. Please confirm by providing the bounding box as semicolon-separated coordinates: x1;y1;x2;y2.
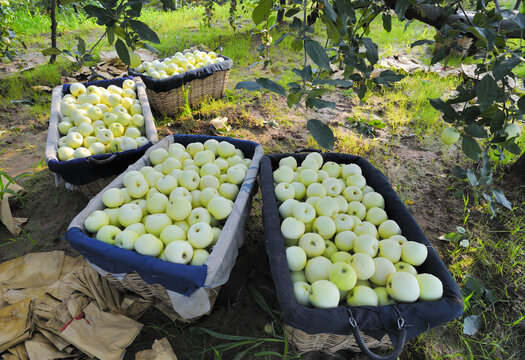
235;81;263;92
464;124;487;138
287;92;302;107
429;98;457;120
492;57;520;80
312;78;353;88
83;4;114;25
410;39;434;48
382;13;391;32
462;135;481;161
305;39;331;71
476;75;497;111
160;0;176;10
256;78;286;96
76;37;86;55
42;47;62;56
466;169;479;187
517;96;525;113
431;46;449;65
362;38;378;65
305;97;336;109
375;70;404;85
320;15;340;43
253;0;274;25
395;0;410;20
491;188;512;210
129;20;160;44
115;38;130;66
274;32;291;46
307;119;334;150
292;65;312;82
357;84;367;99
107;26;115;45
490;110;505;133
470;26;496;51
505;142;522;155
322;0;337;21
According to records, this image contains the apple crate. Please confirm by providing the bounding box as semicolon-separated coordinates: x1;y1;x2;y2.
260;152;463;358
128;53;232;115
65;134;263;322
45;77;158;198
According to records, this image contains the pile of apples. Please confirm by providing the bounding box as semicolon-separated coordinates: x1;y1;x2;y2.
57;79;149;161
83;140;251;266
133;50;227;80
273;153;444;309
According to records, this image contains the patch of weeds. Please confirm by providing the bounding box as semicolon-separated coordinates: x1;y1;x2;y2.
332;129;373;157
346;115;386;137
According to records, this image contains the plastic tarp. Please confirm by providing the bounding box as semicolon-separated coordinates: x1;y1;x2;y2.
66;134;263;319
260;153;463;347
128;56;233;93
45;77;158;186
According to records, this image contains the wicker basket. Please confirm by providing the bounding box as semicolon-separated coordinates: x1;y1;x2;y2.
46;77;158;194
129;54;233;115
66;134;264;322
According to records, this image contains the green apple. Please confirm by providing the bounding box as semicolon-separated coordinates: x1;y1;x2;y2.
96;128;114;145
365;207;388;226
334;230;357;252
166;196;192;221
188;207;211;226
390;234;408;245
441;127;460;145
125;175;149;199
103;208;120;226
309;280;340;309
200;163;220;177
169;187;192;203
58;121;73;135
354;221;378;238
102;187;124;208
386;272;420;303
291;182;306;200
312;216;336;240
347;201;367;220
306;182;327;198
190;248;210;266
159;224;187;246
323;240;338;259
378;239;402;263
281;217;305;241
273;165;295;184
132;114;145;127
374;287;395;306
207;196;233;220
83;136;97;149
305;256;333;283
335;195;349;214
330;251;352;264
95;225;121;245
301;158;320;171
298;168;318;186
369;257;396;286
66;132;84;149
279;156;297;170
145;213;172;237
156;174;178;195
334;214;354;232
226;166;246;185
347;285;378;306
107;93;122;108
118;203;143;227
149;148;169;165
199;187;219;208
178;170;200;191
343;186;363;202
350;253;375;280
293;281;311;306
298;232;326;257
146;192;169;214
84;210;110;233
416;273;443;301
187;222;214;248
286;246;307;271
321;161;341;178
202;138;219;154
304;152;323;168
378;220;402;239
362;192;385;210
164;240;193;264
57;146;75;161
290;270;307;283
119;136;137;151
162;158;182;175
323;177;343;197
73;147;91;159
401;241;428;266
135;234;164;257
70;83;87;97
345;174;366;189
341;163;362;179
145;171;163;188
279;198;299;219
292;202;316;224
394;261;418;276
329;262;357;291
216;141;236;158
193;150;215;167
114;229;139;250
353;234;379;257
125;222;147;236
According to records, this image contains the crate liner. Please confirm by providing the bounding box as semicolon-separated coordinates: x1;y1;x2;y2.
66;134;263;320
128;56;233;93
260;152;463;354
45;77;158;186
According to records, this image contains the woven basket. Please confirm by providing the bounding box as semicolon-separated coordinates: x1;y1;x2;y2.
284;325;391;355
145;69;230;115
102;271;220;322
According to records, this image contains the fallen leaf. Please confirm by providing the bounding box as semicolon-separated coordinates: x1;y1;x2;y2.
32;85;53;92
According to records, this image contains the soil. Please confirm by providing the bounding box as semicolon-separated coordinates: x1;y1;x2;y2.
0;63;515;359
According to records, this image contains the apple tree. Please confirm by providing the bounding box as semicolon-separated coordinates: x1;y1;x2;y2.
0;0;25;63
238;0;524;215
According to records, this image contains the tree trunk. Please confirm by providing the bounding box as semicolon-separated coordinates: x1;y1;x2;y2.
50;0;57;64
508;152;525;182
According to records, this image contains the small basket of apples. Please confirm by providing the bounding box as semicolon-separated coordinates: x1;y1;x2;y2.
127;48;233;115
260;151;463;358
45;77;158;196
65;134;263;322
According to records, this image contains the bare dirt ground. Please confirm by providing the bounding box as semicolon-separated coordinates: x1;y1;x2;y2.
0;70;499;359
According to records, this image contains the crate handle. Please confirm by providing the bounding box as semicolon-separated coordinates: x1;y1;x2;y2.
294;148;323;153
348;308;406;360
87;154;117;165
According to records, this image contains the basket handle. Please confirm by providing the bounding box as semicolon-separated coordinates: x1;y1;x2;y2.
348;308;407;360
87;154;117;165
294;148;323;153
